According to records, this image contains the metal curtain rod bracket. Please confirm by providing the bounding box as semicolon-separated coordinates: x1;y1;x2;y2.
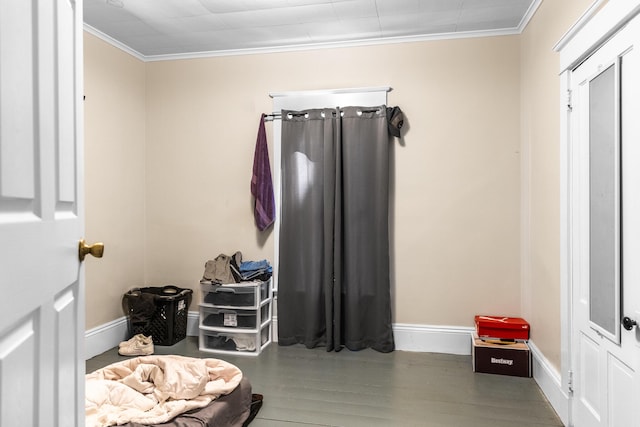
264;112;281;122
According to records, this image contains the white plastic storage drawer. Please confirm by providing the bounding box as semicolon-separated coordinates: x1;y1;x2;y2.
201;280;269;308
200;304;270;329
199;323;270;356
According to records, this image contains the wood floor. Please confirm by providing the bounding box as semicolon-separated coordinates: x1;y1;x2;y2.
86;336;564;427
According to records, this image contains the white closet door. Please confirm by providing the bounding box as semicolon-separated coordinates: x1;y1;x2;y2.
569;15;640;427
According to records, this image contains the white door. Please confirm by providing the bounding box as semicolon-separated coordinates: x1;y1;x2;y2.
569;14;640;427
0;1;88;426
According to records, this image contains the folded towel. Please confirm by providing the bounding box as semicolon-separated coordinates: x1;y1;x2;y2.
251;114;275;231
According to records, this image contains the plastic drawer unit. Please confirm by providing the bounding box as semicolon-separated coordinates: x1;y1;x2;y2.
199;323;271;356
201;280;270;308
198;279;272;356
200;305;270;329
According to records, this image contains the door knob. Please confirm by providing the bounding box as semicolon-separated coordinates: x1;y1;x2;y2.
622;316;638;331
79;239;104;261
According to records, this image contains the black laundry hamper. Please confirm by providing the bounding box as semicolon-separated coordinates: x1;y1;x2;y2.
122;285;193;346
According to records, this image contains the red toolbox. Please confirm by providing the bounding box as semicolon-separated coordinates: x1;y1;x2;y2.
475;315;530;341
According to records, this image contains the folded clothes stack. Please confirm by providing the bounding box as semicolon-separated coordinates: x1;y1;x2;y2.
239;260;272;282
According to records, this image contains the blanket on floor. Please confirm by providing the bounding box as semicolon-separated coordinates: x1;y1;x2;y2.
86;355;243;427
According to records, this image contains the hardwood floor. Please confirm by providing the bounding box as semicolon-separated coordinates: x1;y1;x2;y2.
86;336;564;427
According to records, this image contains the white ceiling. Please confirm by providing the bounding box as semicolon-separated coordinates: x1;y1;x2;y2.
83;0;539;60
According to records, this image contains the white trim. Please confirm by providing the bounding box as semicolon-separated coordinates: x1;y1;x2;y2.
84;317;475;357
392;324;474;355
529;340;570;427
269;86;392;99
187;311;199;337
553;0;608;53
559;69;574;406
272;316;278;343
84;317;129;359
555;0;640;72
518;0;543;32
84;318;475;357
84;312;200;360
83;24;146;62
134;29;520;62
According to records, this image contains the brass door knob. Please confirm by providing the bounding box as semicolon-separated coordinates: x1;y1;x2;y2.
79;239;104;261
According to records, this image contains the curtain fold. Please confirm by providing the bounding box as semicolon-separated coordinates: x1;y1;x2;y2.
278;106;394;353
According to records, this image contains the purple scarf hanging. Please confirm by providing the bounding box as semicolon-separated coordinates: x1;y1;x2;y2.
251;114;275;231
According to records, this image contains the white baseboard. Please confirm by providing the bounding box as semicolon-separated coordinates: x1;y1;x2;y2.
529;340;570;426
85;319;475;358
269;319;472;354
393;323;475;355
84;311;201;360
85;317;129;359
272;316;278;343
187;311;199;337
270;320;471;354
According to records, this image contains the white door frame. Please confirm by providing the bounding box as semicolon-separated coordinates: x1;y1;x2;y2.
556;1;640;425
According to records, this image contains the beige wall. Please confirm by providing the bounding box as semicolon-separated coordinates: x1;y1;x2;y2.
520;0;594;370
84;33;522;330
83;1;597;369
144;36;522;324
84;33;146;329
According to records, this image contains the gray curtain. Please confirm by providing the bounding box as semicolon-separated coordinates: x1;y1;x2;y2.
277;106;394;353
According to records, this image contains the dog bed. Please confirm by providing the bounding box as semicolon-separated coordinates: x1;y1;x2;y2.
86;355;262;427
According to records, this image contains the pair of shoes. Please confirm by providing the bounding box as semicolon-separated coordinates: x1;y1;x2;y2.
119;333;145;349
118;334;154;356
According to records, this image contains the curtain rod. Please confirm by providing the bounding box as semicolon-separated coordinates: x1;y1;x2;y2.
264;107;384;122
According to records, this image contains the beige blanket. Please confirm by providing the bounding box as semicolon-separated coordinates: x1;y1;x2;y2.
86;355;242;427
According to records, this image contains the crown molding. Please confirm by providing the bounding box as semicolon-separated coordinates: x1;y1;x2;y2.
518;0;543;32
138;28;521;62
83;24;146;62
